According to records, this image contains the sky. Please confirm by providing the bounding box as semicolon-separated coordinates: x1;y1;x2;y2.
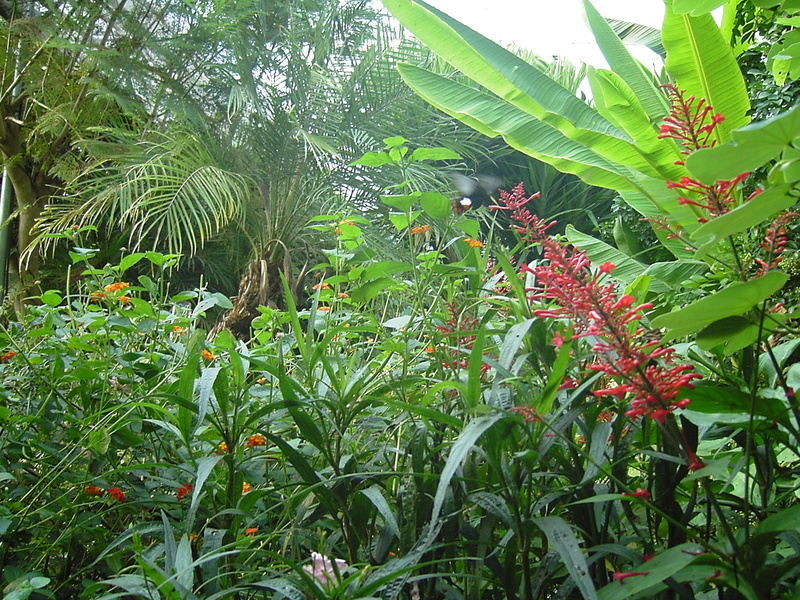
423;0;666;70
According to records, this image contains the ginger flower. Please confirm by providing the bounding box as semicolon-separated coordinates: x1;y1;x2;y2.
118;295;131;304
411;225;431;235
312;282;331;290
84;485;104;496
89;291;106;302
1;351;16;363
201;349;215;361
245;527;259;536
242;482;251;494
464;238;484;248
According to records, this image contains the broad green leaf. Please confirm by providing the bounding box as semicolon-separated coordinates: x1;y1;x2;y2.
685;104;800;183
389;211;421;232
758;504;800;535
582;0;669;120
410;147;460;162
40;290;62;307
383;0;623;138
674;0;728;14
650;270;789;339
362;261;412;281
587;68;682;180
351;277;399;303
456;219;480;238
381;194;418;211
118;252;146;272
641;260;708;288
662;0;750;141
692;184;795;258
420;192;452;219
383;136;406;147
597;544;706;600
696;313;788;355
535;517;598;600
397;64;642;191
565;225;662;289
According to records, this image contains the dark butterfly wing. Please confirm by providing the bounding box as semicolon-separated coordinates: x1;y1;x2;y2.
449;173;480;197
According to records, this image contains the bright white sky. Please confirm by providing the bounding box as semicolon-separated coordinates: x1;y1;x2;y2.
424;0;666;70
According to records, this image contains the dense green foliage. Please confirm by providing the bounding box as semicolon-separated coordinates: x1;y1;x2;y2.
2;0;800;599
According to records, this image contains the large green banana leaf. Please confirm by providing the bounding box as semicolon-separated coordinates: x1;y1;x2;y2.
587;68;683;180
397;64;644;191
662;0;750;141
581;0;669;120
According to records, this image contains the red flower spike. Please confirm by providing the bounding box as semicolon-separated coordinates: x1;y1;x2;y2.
177;484;193;501
658;85;724;154
491;185;702;426
613;571;649;584
623;488;651;501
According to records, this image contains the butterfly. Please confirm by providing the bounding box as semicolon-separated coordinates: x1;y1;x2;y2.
448;173;503;213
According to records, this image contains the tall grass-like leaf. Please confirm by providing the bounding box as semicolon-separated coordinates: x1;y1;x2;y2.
534;517;598;600
662;0;750;141
361;485;401;540
430;413;504;522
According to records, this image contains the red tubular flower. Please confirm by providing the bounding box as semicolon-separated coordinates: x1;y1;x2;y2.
84;485;104;496
177;484;193;501
623;488;651;501
658;84;725;155
756;211;798;276
490;187;701;425
613;571;649;583
437;303;481;370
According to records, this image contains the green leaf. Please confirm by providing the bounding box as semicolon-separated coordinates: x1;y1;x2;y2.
685;104;800;183
587;68;682;180
383;136;407;148
396;65;643;191
351;277;399;303
381;194;418;211
662;0;750;142
362;261;412;281
692;184;796;258
535;517;598;600
118;252;146;272
431;413;504;521
565;225;654;288
456;219;480;238
650;270;789;339
40;290;62;307
582;0;669;120
683;384;787;420
674;0;728;14
351;151;390;167
383;0;623;138
389;210;422;232
597;544;706;600
361;485;400;540
409;147;461;162
420;192;452;219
